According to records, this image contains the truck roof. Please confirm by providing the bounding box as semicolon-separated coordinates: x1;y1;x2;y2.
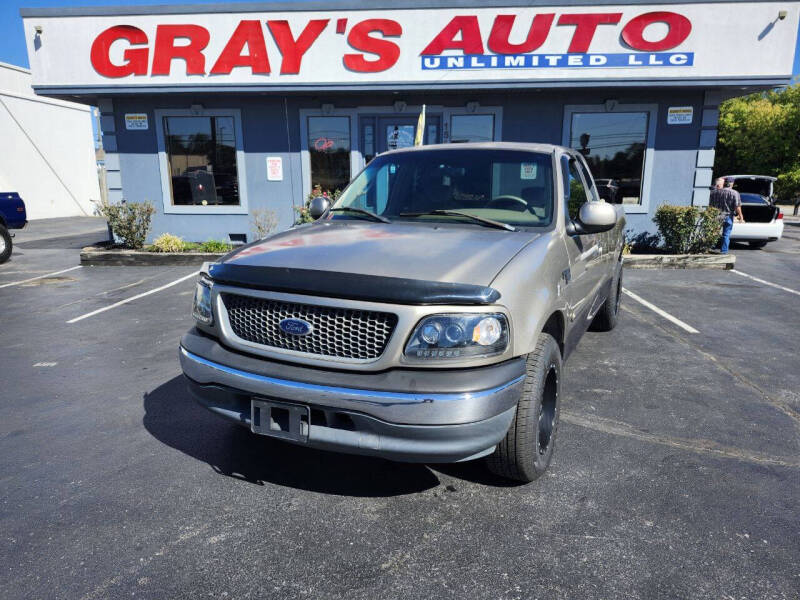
382;141;572;155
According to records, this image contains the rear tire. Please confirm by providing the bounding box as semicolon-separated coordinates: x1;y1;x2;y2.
486;333;562;483
749;241;768;249
0;225;12;264
590;268;622;332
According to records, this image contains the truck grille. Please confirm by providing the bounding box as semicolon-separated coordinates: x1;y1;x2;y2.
220;293;398;360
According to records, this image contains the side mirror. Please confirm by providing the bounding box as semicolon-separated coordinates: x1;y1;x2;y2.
569;201;617;234
308;196;330;220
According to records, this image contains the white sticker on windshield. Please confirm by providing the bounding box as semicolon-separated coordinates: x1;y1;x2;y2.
521;163;538;180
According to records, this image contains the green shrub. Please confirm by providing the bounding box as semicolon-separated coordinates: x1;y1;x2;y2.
295;185;341;225
623;229;661;254
150;233;185;253
97;198;155;249
775;168;800;203
199;240;233;253
653;205;721;254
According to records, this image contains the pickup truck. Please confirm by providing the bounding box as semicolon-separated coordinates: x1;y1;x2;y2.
0;192;27;264
180;143;625;482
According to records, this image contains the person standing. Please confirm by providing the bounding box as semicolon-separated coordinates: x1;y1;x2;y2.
709;177;744;253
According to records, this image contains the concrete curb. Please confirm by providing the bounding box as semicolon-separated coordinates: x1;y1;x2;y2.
80;246;225;266
623;253;735;270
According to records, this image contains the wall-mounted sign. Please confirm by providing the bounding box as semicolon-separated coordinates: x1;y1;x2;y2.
124;113;148;130
667;106;693;125
22;3;798;91
266;156;283;181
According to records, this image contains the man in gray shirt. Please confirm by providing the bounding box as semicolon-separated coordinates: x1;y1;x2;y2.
709;177;744;253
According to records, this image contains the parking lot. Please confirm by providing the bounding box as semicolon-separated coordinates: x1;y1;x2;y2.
1;217;799;599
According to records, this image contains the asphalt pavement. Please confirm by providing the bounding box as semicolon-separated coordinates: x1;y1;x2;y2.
1;217;798;599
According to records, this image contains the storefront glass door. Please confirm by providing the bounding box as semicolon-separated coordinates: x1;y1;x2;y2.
360;114;441;164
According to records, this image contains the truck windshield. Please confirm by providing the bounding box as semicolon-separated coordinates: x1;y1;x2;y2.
332;148;554;228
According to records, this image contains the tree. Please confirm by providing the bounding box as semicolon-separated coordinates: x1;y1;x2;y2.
716;85;800;201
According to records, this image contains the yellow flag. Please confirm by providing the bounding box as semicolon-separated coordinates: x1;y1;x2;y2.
414;104;426;146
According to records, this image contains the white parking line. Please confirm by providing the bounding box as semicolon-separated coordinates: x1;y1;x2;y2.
731;270;800;297
67;271;199;324
621;287;700;334
0;265;82;289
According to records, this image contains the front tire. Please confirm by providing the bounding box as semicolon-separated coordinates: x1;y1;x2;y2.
487;333;562;483
0;225;12;264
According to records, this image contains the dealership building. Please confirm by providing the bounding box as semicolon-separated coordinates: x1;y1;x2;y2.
21;0;799;242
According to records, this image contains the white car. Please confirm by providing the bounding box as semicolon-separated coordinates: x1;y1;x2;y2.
726;175;784;249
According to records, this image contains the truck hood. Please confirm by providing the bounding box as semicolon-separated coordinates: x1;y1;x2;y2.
222;221;539;286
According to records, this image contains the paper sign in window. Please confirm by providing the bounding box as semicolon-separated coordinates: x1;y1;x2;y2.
520;163;538;180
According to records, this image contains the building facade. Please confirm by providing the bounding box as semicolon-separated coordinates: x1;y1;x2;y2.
21;1;799;240
0;61;99;220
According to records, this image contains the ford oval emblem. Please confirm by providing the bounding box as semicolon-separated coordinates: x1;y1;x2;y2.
279;318;314;336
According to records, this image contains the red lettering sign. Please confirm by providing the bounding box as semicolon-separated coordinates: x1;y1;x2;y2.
343;19;402;72
151;24;210;76
487;14;554;54
87;10;694;79
557;13;622;53
210;20;270;74
90;25;149;77
621;12;692;51
267;19;329;75
421;16;484;55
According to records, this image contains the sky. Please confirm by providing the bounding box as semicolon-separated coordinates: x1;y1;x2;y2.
1;0;799;79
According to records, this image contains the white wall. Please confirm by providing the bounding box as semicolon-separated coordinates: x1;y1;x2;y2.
0;62;100;219
0;61;34;95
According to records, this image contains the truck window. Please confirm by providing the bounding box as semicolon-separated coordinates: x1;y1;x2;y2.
561;156;588;221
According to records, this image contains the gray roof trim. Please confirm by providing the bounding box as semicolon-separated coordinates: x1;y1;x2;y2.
31;75;790;97
19;0;788;18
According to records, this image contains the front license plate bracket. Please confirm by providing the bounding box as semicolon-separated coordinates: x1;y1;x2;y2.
251;398;310;442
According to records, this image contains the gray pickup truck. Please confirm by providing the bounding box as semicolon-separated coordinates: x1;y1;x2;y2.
180;142;625;482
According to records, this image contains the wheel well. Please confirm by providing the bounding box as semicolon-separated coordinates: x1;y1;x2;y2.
541;311;565;357
0;214;6;227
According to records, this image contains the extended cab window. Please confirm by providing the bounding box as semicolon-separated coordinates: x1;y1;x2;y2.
333;149;554;227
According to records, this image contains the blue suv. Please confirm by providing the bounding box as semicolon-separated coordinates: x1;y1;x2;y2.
0;192;27;264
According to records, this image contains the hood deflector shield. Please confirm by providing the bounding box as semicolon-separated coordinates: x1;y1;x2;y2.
207;264;501;306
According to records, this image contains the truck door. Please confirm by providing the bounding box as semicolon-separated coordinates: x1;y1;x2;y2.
560;155;604;355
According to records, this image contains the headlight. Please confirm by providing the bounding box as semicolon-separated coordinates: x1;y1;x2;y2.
405;313;509;359
192;279;213;325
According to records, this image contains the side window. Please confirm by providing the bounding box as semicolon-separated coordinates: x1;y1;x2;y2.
576;159;598;202
561;156;588;221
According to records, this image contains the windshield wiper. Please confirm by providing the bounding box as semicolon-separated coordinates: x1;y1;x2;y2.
330;206;391;223
399;210;517;232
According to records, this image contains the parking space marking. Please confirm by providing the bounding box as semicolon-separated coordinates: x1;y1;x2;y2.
621;287;699;334
67;271;199;324
731;269;800;297
0;265;82;289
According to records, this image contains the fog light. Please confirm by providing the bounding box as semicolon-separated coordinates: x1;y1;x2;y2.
472;316;502;346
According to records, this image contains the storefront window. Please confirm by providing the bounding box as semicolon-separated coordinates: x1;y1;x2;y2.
450;114;495;143
308;116;351;194
163;115;239;206
569;112;648;205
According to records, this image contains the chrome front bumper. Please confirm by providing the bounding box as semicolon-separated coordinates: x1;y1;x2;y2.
179;339;525;462
179;346;524;425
